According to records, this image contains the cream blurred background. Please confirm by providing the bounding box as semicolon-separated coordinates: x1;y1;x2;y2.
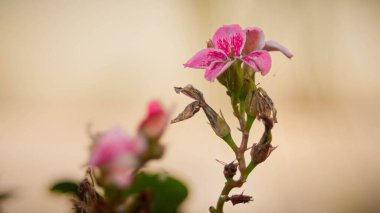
1;0;380;212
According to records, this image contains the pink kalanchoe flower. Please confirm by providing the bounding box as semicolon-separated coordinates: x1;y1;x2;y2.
90;128;145;167
138;101;169;140
184;24;293;81
89;128;146;187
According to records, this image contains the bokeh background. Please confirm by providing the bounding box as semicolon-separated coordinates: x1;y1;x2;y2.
1;0;380;212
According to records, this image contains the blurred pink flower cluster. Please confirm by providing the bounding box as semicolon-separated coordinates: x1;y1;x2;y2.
184;24;293;81
89;101;168;188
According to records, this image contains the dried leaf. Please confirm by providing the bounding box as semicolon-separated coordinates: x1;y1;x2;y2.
171;101;201;124
174;85;205;103
173;84;230;138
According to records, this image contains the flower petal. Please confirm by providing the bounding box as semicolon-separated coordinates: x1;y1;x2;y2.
242;50;272;76
212;24;246;57
184;48;228;68
264;40;293;58
90;128;145;166
205;60;235;81
108;155;138;188
242;27;265;54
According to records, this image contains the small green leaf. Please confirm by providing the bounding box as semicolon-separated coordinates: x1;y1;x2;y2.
123;172;188;213
50;181;79;197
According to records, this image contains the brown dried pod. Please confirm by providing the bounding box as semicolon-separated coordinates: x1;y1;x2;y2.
226;192;253;206
245;87;277;123
171;101;201;124
250;143;277;164
216;159;238;179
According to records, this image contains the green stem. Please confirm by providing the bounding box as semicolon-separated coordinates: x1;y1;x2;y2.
242;162;257;179
215;181;234;213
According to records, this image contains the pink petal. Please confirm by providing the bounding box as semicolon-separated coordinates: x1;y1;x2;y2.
138;101;169;140
108;155;137;188
184;48;227;69
264;40;293;58
242;50;272;76
90;128;145;166
242;27;265;54
212;24;246;58
204;60;235;81
111;168;134;188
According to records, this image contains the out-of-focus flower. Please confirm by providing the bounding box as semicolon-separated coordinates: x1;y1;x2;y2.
138;101;169;140
89;128;146;187
90;128;145;166
184;24;293;81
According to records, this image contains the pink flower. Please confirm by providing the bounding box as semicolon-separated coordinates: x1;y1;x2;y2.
89;128;146;187
184;24;293;81
138;101;168;140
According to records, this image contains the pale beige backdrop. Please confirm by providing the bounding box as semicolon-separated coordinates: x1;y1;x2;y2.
1;0;379;212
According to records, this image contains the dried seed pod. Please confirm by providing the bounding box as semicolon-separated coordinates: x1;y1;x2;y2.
171;101;201;124
226;192;253;206
216;159;238;179
245;87;277;123
250;143;277;164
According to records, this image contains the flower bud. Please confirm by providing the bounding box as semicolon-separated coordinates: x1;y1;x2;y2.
250;143;277;164
138;101;169;140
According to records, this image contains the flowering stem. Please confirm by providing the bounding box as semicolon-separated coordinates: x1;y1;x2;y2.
211;66;263;213
212;111;257;213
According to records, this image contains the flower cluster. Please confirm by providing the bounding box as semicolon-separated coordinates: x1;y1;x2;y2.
90;101;168;188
